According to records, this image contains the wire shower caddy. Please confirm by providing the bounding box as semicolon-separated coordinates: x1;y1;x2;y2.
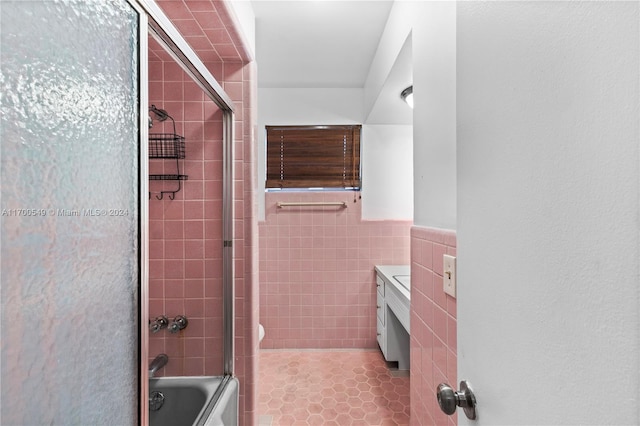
148;105;188;200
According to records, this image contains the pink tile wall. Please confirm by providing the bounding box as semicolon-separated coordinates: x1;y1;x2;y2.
148;57;225;377
155;0;252;62
148;56;259;424
259;192;412;349
410;226;457;426
153;2;260;424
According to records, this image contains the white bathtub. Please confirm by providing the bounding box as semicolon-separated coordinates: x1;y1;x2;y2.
149;376;239;426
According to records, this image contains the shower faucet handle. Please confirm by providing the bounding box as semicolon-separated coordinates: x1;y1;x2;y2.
149;315;169;333
168;315;188;334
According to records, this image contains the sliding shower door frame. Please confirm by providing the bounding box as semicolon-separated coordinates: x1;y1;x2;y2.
132;0;236;424
126;1;150;424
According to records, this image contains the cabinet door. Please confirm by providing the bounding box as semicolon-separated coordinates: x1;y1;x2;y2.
376;274;385;296
376;288;385;325
376;316;386;356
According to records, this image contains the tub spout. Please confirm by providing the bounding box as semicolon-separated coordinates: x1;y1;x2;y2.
149;354;168;378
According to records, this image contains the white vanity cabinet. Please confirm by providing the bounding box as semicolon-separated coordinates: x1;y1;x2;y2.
374;265;411;370
376;274;386;355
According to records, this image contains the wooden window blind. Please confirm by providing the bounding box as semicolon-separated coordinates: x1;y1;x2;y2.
265;125;362;189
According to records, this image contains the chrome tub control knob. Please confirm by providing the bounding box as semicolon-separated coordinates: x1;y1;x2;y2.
149;315;168;333
437;381;477;420
168;315;188;333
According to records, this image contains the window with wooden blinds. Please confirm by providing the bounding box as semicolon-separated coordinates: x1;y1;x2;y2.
265;125;362;189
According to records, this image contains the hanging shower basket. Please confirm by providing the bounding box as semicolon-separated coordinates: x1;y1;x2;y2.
148;133;185;159
148;105;188;200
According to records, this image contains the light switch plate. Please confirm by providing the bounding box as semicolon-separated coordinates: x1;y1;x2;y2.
443;255;456;298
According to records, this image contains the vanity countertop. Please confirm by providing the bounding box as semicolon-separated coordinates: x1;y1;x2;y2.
375;265;410;301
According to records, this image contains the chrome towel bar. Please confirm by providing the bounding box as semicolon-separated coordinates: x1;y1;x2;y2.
276;201;347;208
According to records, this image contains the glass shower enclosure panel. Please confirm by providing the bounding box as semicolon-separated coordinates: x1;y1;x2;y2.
147;32;226;377
1;1;142;424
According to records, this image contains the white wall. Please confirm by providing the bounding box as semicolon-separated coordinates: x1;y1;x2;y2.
258;88;364;126
456;2;639;424
411;1;456;230
364;0;455;229
361;125;413;220
257;88;413;221
363;1;413;117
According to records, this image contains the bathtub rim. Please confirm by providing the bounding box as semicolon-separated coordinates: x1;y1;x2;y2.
196;374;234;426
148;374;236;426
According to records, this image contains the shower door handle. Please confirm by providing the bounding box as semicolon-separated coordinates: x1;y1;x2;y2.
436;381;477;420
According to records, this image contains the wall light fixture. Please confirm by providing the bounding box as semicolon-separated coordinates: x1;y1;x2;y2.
401;85;413;109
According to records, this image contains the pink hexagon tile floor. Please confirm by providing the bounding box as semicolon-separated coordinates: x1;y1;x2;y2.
258;350;410;426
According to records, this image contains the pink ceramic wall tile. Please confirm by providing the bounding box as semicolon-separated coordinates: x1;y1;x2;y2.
223;61;244;82
164;240;184;259
149;282;164;301
410;225;457;425
432;243;446;276
149;62;164;82
172;19;206;38
184;101;205;122
183;359;204;376
163;202;184;220
184;240;205;258
184;259;204;279
216;44;241;60
447;296;457;318
433;276;448;311
162;61;183;82
163;81;183;101
202;28;234;45
162;259;183;279
164;298;186;317
184;279;205;298
163;101;185;125
259;192;411;350
183;221;203;239
193;11;223;30
184;36;214;53
183;200;204;219
165;279;184;299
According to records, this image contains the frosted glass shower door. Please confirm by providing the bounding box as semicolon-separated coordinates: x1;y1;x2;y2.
1;1;143;424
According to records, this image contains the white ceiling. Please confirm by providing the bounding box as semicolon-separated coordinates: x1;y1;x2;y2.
251;1;394;88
